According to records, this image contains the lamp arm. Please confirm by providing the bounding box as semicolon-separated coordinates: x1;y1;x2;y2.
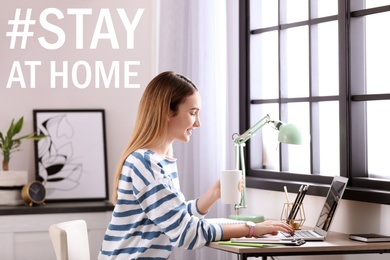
234;143;247;211
233;114;271;145
233;114;272;212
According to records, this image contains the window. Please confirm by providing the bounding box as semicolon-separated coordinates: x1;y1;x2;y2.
240;0;390;204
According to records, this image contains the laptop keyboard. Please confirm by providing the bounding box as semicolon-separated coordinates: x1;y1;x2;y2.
281;230;318;239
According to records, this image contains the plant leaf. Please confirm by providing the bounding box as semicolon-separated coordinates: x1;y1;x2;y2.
13;117;24;135
1;117;47;170
7;117;24;138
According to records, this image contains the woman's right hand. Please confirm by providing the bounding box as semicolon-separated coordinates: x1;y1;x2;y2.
254;220;295;236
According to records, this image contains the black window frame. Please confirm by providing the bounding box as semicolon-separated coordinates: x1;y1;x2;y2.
239;0;390;205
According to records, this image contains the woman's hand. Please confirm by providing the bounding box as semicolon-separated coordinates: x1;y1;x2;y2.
197;176;243;213
254;220;295;236
238;176;244;193
220;219;294;240
197;179;221;214
213;176;244;203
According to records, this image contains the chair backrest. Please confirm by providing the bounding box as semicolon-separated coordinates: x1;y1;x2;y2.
49;219;91;260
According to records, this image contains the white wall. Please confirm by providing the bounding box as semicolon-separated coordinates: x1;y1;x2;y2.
242;188;390;260
0;0;156;198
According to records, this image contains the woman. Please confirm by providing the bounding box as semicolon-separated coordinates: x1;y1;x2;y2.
98;71;294;259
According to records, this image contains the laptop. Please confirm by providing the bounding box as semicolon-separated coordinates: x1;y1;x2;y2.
279;176;348;241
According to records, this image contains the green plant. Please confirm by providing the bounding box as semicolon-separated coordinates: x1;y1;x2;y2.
0;117;46;171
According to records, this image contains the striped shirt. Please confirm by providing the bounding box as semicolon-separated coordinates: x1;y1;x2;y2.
98;149;223;259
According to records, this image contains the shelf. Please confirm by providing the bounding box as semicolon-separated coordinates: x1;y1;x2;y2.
0;201;114;215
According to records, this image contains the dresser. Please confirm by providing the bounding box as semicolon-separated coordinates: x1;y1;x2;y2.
0;201;114;260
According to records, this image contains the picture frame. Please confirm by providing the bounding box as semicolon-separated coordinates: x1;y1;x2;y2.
33;109;108;202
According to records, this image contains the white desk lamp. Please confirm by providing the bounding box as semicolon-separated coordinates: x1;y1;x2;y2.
229;114;304;222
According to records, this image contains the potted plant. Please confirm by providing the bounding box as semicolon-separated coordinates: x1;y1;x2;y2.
0;117;46;205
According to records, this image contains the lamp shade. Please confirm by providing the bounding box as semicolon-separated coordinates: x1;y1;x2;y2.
277;122;302;145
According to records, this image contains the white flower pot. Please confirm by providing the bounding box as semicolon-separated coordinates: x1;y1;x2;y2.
0;171;28;205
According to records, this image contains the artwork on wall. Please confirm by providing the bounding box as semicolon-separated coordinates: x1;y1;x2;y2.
33;109;108;202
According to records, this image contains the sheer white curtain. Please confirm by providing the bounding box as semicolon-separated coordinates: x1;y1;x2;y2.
157;1;238;260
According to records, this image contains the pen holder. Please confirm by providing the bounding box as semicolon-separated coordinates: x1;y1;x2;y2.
280;202;306;230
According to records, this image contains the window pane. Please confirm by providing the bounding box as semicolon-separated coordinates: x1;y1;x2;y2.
350;16;365;95
351;1;390;11
318;101;340;176
250;0;278;29
366;0;390;9
249;104;280;171
281;103;311;174
367;101;390;179
281;0;308;24
250;32;279;99
366;13;390;94
312;21;339;96
281;26;309;98
311;0;338;18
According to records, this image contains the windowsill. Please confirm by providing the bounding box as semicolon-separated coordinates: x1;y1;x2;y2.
246;175;390;205
0;201;114;216
246;175;331;197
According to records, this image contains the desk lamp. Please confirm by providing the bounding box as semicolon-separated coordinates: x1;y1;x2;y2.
229;114;304;222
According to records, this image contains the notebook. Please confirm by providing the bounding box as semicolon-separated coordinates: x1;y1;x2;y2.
278;176;348;241
349;233;390;243
206;218;245;225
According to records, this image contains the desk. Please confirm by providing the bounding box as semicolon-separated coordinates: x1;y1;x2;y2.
207;231;390;260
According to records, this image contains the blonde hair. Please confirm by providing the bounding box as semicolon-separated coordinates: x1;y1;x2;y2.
112;71;198;203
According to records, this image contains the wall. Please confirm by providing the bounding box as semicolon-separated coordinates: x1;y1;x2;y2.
243;188;390;260
0;0;156;199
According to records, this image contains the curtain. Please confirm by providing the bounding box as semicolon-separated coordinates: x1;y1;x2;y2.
157;1;239;260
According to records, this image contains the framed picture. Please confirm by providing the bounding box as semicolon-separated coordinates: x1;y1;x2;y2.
33;109;108;202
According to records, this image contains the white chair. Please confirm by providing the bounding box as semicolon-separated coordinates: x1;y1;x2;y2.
49;219;91;260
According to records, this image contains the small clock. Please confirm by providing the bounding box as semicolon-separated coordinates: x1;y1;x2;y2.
21;180;46;206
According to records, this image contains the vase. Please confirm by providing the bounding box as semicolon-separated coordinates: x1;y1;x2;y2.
0;171;28;205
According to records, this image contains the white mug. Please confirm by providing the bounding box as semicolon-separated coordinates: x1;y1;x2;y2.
220;170;242;204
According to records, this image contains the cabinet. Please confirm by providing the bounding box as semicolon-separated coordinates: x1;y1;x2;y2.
0;202;114;260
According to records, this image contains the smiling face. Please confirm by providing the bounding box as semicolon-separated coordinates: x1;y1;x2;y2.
167;91;202;143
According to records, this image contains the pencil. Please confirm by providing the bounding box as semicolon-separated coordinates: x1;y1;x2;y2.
292;185;309;220
286;185;303;223
284;186;290;204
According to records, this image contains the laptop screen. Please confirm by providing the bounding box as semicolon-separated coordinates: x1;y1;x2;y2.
314;176;348;232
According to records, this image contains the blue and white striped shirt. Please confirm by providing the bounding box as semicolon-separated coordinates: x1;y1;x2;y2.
98;149;223;259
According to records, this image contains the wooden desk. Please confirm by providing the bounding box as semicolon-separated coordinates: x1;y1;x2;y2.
207;231;390;260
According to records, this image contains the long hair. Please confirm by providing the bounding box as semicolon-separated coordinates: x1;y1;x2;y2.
112;71;198;203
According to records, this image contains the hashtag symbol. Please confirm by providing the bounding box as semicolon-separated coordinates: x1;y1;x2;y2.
6;8;36;49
